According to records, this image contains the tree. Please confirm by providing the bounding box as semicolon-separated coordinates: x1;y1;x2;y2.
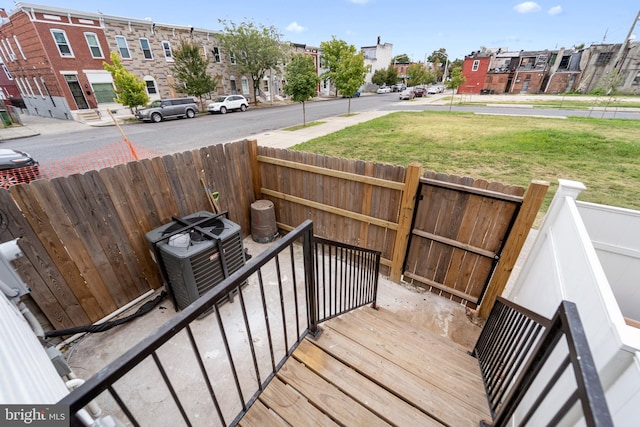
371;69;387;86
385;64;398;86
427;48;449;81
320;37;355;97
424;70;437;85
406;63;428;87
283;54;320;126
171;39;219;110
392;53;410;63
103;51;149;112
334;50;366;115
217;19;286;105
427;48;448;66
445;66;466;111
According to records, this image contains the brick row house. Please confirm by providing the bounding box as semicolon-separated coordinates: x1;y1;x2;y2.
460;42;640;95
0;2;255;121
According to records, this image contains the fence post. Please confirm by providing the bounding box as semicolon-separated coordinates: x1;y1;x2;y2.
478;180;549;319
303;222;319;336
389;162;423;283
247;139;262;200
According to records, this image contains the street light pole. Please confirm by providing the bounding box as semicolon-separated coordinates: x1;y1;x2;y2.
442;57;449;83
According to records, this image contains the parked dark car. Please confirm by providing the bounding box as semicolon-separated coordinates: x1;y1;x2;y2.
392;83;406;92
135;97;199;123
0;149;40;188
399;89;415;100
413;87;426;97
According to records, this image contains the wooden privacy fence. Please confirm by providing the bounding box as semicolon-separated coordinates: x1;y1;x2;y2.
1;138;546;332
2;141;258;330
403;173;548;309
255;145;547;312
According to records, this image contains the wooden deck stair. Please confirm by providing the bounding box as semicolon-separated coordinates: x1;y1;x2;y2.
240;306;491;426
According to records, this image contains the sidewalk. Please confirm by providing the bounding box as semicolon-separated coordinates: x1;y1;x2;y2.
0;114;93;141
252;109;391;149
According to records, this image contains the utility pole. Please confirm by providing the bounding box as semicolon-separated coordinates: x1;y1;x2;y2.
601;9;640;87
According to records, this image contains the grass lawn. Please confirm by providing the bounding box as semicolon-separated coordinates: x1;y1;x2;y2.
292;111;640;214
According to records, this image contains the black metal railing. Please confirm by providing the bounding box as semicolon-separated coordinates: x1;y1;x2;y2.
474;296;613;427
59;219;380;426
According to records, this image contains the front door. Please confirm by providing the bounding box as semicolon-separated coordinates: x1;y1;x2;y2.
64;75;89;109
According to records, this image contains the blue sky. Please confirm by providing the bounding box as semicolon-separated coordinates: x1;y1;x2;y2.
15;1;639;61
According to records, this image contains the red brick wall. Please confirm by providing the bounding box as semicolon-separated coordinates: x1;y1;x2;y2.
483;73;511;94
509;71;546;94
545;72;581;94
459;56;490;94
31;12;110;109
0;9;110;109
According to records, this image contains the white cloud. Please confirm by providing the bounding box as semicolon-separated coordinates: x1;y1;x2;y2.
514;2;541;13
548;5;563;15
286;21;306;33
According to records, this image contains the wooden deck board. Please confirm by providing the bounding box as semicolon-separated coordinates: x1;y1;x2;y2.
258;377;339;427
241;306;491;427
238;400;289;427
328;307;489;410
294;339;444;427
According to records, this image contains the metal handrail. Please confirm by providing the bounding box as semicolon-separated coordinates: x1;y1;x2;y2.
59;219;381;426
475;296;613;427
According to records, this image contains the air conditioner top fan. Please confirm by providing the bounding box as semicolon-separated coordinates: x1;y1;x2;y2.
161;216;225;242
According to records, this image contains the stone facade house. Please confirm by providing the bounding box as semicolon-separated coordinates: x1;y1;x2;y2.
578;42;640;95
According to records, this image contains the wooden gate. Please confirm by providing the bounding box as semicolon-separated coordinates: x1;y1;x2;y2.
403;172;526;308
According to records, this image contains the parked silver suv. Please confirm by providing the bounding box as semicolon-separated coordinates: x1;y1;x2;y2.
135;97;198;123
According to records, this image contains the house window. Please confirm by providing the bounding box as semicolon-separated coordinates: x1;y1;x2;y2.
161;41;173;61
33;77;44;98
140;38;153;60
145;79;157;95
596;52;613;66
84;32;103;58
51;29;73;57
115;36;131;59
14;78;24;96
24;77;35;97
4;38;16;60
472;60;480;71
0;44;7;63
13;36;26;59
212;47;221;63
2;64;12;80
92;83;116;103
230;52;236;64
558;55;570;70
241;76;249;94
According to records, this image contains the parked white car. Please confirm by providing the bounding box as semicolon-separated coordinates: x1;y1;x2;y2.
376;86;391;94
207;95;249;114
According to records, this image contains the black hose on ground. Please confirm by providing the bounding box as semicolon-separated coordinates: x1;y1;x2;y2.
44;291;167;339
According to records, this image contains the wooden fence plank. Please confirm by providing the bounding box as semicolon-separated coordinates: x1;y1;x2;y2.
11;181;104;322
81;171;150;299
99;167;163;292
50;177;119;313
1;188;83;329
478;180;549;318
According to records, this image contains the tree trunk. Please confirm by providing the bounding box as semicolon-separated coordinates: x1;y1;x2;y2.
348;98;351;115
253;79;259;106
302;101;306;126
